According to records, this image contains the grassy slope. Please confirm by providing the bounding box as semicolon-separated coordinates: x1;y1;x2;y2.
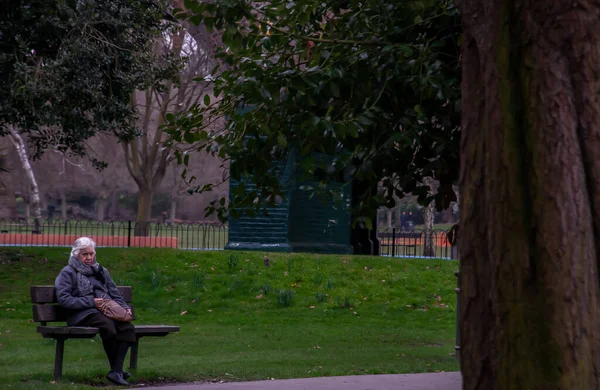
0;247;459;389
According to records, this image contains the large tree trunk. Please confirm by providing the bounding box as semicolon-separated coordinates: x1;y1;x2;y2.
134;186;153;236
97;195;106;222
8;127;41;232
457;0;600;388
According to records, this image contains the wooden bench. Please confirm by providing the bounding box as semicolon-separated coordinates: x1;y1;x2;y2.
31;286;180;381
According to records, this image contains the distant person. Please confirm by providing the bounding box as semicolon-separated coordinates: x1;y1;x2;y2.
47;204;56;220
54;237;134;386
400;211;406;229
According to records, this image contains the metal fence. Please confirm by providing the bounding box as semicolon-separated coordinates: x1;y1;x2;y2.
377;228;458;259
0;218;458;259
0;218;228;250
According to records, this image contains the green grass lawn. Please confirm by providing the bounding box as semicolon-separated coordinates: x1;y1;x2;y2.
0;247;459;389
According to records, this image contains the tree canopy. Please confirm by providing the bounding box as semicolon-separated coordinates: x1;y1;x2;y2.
0;0;176;163
166;0;461;224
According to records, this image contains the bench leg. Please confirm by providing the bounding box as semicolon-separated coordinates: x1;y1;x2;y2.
129;339;139;370
54;338;65;381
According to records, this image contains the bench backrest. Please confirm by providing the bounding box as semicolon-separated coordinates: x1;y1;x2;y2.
31;286;133;325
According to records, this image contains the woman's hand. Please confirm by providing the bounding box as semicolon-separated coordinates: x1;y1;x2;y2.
126;308;132;316
94;298;105;308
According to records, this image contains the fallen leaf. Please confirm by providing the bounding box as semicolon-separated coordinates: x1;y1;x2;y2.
381;280;386;283
353;312;358;315
28;319;34;323
245;259;250;262
309;306;315;309
207;309;213;312
191;300;197;303
256;294;264;299
284;271;288;276
314;346;321;349
211;267;215;271
180;310;188;316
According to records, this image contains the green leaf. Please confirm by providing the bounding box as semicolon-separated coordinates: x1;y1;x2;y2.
184;132;196;144
277;133;287;147
204;94;211;106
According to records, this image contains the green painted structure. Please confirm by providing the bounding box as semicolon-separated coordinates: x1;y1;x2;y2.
225;152;353;254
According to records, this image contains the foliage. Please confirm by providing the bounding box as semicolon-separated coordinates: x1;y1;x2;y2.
165;0;461;225
0;0;176;161
0;247;458;388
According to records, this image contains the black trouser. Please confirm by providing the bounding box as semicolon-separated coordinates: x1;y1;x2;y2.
79;312;135;372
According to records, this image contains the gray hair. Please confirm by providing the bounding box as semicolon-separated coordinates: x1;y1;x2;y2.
70;237;97;258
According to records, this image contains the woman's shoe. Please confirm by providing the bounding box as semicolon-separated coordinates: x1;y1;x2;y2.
122;370;132;380
106;370;129;386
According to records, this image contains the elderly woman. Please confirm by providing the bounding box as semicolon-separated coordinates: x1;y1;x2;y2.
55;237;135;386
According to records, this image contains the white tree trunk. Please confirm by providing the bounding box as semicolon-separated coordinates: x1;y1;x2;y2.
423;177;437;257
8;126;41;231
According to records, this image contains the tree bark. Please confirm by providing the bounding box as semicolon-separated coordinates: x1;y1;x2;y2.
457;0;600;388
423;201;435;257
97;195;106;221
134;185;153;236
423;178;437;257
8;126;41;232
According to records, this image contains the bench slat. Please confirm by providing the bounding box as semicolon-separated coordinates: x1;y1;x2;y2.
36;325;179;338
31;286;133;303
33;304;65;323
135;325;180;337
37;326;99;338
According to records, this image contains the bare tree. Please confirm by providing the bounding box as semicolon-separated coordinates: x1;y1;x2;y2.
123;27;214;234
6;126;41;230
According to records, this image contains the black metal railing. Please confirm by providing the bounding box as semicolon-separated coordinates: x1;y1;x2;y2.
0;218;459;259
376;228;459;259
0;218;228;250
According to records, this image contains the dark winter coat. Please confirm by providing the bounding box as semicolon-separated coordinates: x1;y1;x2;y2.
54;265;129;326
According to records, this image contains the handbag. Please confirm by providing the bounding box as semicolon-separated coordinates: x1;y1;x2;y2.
96;298;133;322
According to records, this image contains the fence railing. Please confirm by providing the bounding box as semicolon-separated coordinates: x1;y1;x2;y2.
377;228;458;259
0;218;458;259
0;218;228;250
